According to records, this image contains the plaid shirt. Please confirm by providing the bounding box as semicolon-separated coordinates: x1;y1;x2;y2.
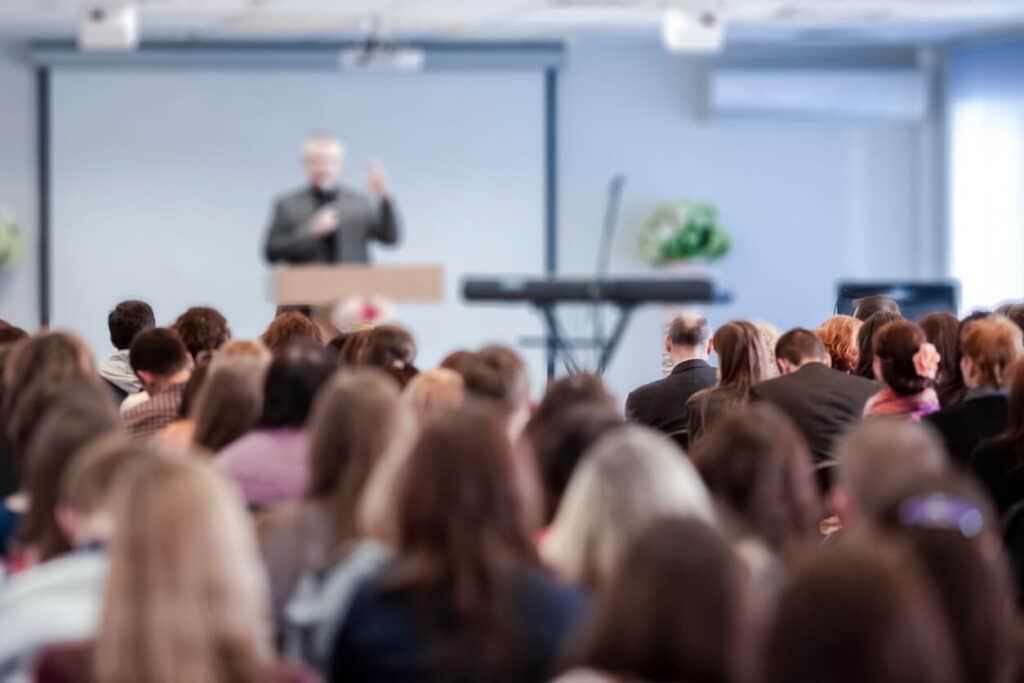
123;382;186;440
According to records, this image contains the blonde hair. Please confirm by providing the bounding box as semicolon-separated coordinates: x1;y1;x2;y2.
961;316;1024;387
218;339;272;364
94;457;273;683
403;368;464;426
303;133;344;159
540;426;715;591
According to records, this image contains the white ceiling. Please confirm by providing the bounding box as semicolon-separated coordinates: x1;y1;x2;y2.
2;0;1024;46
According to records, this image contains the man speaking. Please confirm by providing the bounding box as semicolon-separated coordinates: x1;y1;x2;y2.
264;133;400;264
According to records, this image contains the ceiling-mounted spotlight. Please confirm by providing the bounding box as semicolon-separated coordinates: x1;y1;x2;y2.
339;14;426;73
662;3;726;54
78;2;140;51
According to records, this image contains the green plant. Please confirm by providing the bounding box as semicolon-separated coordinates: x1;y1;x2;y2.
639;199;731;265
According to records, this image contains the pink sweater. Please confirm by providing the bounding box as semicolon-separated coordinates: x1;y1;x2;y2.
217;429;310;507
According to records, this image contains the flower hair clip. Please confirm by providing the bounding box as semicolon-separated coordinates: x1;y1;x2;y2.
912;342;941;380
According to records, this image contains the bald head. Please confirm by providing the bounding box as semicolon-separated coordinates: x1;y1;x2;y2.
834;418;948;527
665;311;712;364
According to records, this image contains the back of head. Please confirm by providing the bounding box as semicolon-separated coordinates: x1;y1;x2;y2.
853;295;902;321
261;311;322;354
0;320;28;347
96;457;271;683
218;339;271;364
306;369;402;545
713;320;768;391
874;320;933;396
543;425;714;590
762;541;956;683
108;300;155;351
919;312;965;404
258;340;336;429
997;302;1024;336
529;372;616;427
458;346;531;428
878;472;1017;683
775;328;828;367
171;306;230;359
129;327;189;378
1005;358;1024;444
192;357;267;452
854;310;903;379
668;311;711;349
835;418;947;525
402;368;464;426
816;315;861;373
691;404;820;554
19;381;121;561
357;324;418;387
59;432;137;520
570;516;750;683
439;349;475;374
960;315;1024;387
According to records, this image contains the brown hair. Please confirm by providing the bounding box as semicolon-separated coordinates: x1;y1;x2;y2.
567;516;750;683
712;321;768;393
762;541;957;683
458;345;530;413
402;368;464;425
439;349;475;374
691;404;820;557
919;312;966;406
998;302;1024;336
171;306;230;358
218;339;271;362
853;294;901;321
192;357;266;453
306;369;401;551
997;358;1024;468
18;381;121;561
775;328;827;366
528;372;616;427
338;329;371;366
855;310;902;379
959;315;1023;388
384;405;541;675
356;325;418;387
0;320;29;346
874;320;932;396
59;432;136;515
816;315;861;373
261;311;322;353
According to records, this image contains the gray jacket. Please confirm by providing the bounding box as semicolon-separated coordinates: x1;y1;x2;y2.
263;185;400;264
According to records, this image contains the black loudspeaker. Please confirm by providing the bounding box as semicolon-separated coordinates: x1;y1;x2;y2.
836;281;960;320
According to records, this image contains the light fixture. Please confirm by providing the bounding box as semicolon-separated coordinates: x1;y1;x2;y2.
662;4;726;54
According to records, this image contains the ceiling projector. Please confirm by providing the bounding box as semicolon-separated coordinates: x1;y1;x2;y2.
79;2;139;51
662;7;726;54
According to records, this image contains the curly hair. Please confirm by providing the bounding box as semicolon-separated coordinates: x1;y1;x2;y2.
171;307;230;358
816;315;862;373
260;311;322;354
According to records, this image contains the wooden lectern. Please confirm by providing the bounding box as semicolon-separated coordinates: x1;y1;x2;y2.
269;265;445;306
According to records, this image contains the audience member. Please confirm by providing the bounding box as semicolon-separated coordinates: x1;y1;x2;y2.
457;345;532;438
997;302;1024;336
401;367;464;426
816;314;861;373
438;348;474;374
541;426;714;592
919;311;968;407
879;473;1020;683
338;329;371;366
122;328;193;439
756;321;782;379
328;406;587;683
926;316;1023;467
262;311;323;354
354;324;418;387
191;356;268;453
831;419;948;530
554;517;753;683
219;338;272;362
155;350;214;453
171;305;231;359
34;457;316;683
0;320;28;346
853;310;902;379
526;372;617;454
761;542;957;683
217;340;335;507
864;320;942;420
971;357;1024;515
751;328;876;488
97;300;154;400
625;312;715;444
684;320;769;445
852;294;901;321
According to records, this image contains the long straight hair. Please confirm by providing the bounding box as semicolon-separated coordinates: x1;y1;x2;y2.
713;321;769;394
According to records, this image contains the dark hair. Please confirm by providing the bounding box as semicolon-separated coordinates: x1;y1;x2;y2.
338;330;370;366
874;320;931;397
567;517;750;683
257;340;336;429
997;302;1024;336
691;404;820;557
712;321;768;393
192;358;264;453
171;307;229;359
306;369;400;551
439;349;475;374
775;328;827;366
176;351;214;419
668;313;711;348
356;325;418;387
762;542;957;683
385;405;541;676
327;333;351;356
855;310;903;379
918;312;966;407
998;358;1024;468
0;321;29;347
18;381;121;561
261;311;321;354
528;372;616;427
853;295;902;321
129;328;189;377
530;405;624;523
458;346;529;413
878;473;1018;683
108;300;155;350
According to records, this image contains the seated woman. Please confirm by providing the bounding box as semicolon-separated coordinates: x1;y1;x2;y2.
35;457;315;683
853;310;902;380
328;406;587;683
925;316;1023;467
553;516;753;683
816;314;861;374
684;320;770;445
919;312;968;407
863;320;942;421
971;357;1024;516
192;356;269;454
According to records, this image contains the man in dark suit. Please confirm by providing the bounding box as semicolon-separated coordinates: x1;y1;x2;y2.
263;133;400;264
750;328;877;489
625;312;717;445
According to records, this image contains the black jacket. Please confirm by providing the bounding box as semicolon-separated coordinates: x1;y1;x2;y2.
625;359;718;439
925;393;1008;469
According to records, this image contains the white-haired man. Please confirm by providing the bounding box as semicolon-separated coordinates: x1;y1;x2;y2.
263;134;400;264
